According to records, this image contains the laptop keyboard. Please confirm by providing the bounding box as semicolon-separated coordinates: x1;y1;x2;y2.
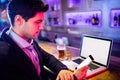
73;58;83;64
89;63;100;70
73;58;100;70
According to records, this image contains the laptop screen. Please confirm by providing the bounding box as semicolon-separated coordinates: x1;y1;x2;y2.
80;35;112;66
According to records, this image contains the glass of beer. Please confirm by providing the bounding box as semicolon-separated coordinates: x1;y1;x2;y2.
57;44;66;60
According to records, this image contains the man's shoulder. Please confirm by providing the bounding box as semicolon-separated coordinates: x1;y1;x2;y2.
0;40;10;46
0;40;10;55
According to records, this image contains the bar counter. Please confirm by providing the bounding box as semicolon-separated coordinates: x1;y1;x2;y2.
38;40;120;80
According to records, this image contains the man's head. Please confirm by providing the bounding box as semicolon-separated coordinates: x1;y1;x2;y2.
7;0;48;40
7;0;48;26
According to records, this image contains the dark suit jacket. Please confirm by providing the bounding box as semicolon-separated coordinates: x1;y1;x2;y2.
0;28;68;80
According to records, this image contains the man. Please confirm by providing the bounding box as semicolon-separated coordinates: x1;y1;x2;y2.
0;0;88;80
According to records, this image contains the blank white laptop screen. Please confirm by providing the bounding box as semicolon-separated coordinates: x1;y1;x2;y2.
80;35;112;66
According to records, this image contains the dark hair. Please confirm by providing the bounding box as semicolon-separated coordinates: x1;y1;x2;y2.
7;0;48;25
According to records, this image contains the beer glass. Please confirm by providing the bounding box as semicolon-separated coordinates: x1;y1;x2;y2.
57;44;66;60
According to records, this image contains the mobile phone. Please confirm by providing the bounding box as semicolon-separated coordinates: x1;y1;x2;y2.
76;55;94;69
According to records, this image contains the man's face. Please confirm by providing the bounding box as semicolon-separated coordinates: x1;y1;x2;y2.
21;12;44;40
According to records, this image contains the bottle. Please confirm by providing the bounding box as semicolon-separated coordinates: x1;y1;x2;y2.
91;14;96;25
113;13;118;26
53;17;58;24
51;6;54;11
95;13;99;25
48;13;52;25
118;14;120;26
53;12;58;24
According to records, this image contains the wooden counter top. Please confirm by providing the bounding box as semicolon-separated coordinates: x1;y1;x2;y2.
38;41;120;80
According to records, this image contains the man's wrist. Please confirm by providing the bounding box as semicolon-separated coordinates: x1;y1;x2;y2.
73;74;77;80
61;66;68;70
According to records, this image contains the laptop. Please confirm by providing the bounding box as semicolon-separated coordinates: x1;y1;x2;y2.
62;34;113;78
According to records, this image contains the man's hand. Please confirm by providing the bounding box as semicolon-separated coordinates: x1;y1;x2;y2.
56;70;74;80
74;66;88;80
56;66;88;80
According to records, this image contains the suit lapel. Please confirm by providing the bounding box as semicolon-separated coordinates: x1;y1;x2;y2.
0;28;38;77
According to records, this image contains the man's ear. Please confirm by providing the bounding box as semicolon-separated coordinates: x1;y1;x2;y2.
14;15;24;26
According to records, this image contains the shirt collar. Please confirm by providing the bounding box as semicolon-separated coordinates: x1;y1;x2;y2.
7;29;33;48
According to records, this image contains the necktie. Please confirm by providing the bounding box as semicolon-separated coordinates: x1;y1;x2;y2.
27;45;40;76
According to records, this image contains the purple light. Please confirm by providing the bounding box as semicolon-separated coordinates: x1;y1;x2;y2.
68;0;81;7
65;11;102;27
110;9;120;28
